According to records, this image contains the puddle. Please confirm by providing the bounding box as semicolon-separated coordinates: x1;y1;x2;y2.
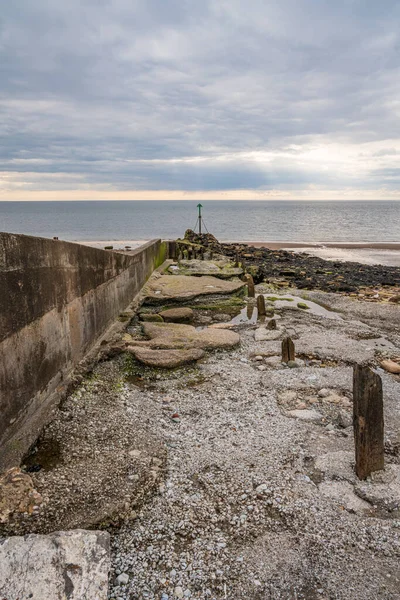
226;294;342;325
262;294;342;320
230;306;258;324
23;438;63;472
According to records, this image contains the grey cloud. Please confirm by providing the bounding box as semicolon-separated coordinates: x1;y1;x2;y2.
1;0;400;192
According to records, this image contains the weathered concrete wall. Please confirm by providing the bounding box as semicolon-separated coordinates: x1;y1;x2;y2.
0;233;168;470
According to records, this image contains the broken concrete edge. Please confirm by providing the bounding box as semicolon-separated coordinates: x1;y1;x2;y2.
0;255;172;474
0;529;111;600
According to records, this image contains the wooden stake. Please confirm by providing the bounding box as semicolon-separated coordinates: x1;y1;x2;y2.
244;274;255;297
257;294;266;316
281;337;295;363
353;364;384;480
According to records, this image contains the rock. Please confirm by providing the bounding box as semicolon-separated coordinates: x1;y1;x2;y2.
297;302;310;310
380;359;400;374
354;464;400;511
116;572;129;585
207;323;234;329
388;295;400;303
319;481;370;514
140;322;240;351
314;451;355;482
287;360;300;368
254;355;264;361
171;259;243;279
254;328;282;342
266;318;277;330
337;410;352;429
255;483;270;495
139;313;164;322
318;388;331;398
287;409;323;421
264;355;282;366
159;308;194;323
128;347;205;368
257;365;266;371
175;586;184;598
145;275;245;303
0;467;43;524
0;529;110;599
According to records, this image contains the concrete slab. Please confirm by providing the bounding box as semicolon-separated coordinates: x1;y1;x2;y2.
0;529;110;600
144;275;245;303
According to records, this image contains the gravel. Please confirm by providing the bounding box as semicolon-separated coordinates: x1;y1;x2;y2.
107;292;400;600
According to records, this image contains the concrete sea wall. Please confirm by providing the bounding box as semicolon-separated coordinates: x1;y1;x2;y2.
0;233;168;470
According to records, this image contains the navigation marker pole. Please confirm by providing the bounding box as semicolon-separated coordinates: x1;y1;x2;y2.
197;203;203;235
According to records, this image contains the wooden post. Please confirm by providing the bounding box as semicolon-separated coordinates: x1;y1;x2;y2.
257;294;266;316
234;250;239;268
244;274;255;297
281;337;295;363
169;241;177;260
353;365;384;480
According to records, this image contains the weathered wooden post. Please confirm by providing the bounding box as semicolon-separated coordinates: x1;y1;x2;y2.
234;250;239;268
199;247;204;260
244;274;255;298
282;337;295;363
353;365;384;480
257;294;266;316
169;241;177;260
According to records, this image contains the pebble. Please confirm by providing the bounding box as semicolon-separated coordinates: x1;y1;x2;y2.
116;572;129;585
174;586;184;598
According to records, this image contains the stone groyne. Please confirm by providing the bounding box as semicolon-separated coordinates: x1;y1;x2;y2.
0;233;169;470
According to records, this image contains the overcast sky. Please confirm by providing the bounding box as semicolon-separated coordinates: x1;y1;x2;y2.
1;0;400;200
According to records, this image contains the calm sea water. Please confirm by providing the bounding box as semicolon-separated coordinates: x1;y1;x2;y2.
0;200;399;243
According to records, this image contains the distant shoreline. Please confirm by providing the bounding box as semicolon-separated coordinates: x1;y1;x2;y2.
80;239;400;250
239;241;400;250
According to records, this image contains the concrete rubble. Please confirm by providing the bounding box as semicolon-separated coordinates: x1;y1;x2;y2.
0;529;110;600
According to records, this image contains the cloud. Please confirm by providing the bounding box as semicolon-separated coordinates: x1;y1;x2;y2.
1;0;400;198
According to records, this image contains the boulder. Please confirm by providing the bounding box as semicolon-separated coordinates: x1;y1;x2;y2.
128;347;205;368
139;313;164;322
0;529;110;600
145;275;245;303
141;322;240;350
159;307;194;323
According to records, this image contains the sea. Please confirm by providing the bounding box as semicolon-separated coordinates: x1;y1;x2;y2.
1;200;400;266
